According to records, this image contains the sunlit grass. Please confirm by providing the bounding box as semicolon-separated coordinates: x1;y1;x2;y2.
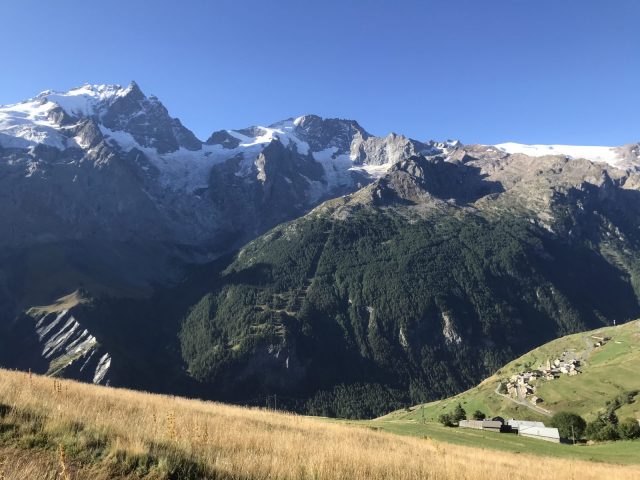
1;368;639;479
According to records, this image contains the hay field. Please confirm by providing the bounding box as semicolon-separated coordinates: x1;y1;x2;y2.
0;368;638;479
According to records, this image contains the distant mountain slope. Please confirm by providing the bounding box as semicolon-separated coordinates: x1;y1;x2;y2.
173;149;640;417
384;320;640;423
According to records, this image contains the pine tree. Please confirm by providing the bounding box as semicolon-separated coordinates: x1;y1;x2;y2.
452;403;467;423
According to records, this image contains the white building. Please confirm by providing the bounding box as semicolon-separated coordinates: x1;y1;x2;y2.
518;426;560;443
507;419;546;430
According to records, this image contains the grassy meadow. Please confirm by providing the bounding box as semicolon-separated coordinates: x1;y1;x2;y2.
365;419;640;465
384;320;640;425
0;368;639;480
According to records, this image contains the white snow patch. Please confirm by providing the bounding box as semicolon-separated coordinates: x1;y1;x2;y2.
36;310;68;339
348;163;392;178
42;318;79;358
494;143;623;166
44;84;128;117
0;98;67;149
312;149;353;190
235;120;310;155
93;353;111;384
99;125;229;192
99;126;139;151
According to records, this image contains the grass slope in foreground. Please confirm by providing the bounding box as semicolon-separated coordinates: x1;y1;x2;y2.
375;320;640;462
0;370;638;480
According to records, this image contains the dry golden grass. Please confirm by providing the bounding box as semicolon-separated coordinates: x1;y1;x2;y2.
0;368;639;480
0;446;99;480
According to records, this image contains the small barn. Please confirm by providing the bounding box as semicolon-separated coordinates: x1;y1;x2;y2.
480;420;504;432
518;426;560;443
458;419;505;432
458;420;483;430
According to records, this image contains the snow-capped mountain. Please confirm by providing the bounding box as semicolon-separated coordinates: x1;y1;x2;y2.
0;81;457;334
0;82;438;194
0;82;200;152
2;82;639;265
0;82;444;256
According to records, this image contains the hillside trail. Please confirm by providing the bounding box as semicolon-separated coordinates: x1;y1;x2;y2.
581;334;595;364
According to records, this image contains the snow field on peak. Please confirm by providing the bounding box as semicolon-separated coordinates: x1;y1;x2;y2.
495;142;623;166
0;98;67;149
1;84;421;197
312;147;352;187
227;122;394;195
0;84;129;150
228;120;311;155
99;121;314;194
43;84;129;117
99;126;227;193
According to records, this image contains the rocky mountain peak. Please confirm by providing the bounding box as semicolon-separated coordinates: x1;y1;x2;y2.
122;81;144;100
291;114;369;154
12;82;202;154
39;83;131;118
364;152;505;207
205;130;241;148
97;83;201;153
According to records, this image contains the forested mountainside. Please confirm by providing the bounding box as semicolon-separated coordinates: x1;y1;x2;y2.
175;152;640;417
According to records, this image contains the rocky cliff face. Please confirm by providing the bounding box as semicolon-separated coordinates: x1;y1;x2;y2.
2;291;112;385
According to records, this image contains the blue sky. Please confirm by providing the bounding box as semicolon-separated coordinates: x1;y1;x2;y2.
2;0;639;145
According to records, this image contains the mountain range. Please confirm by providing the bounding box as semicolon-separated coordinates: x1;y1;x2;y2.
1;82;640;417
